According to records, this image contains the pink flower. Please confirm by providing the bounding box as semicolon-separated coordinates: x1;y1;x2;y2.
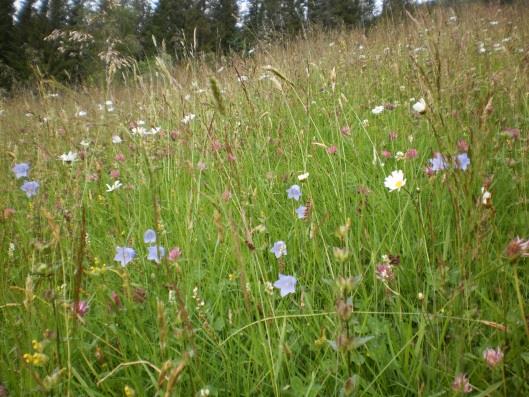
115;153;125;162
483;347;504;367
424;166;434;177
340;126;351;136
457;139;469;152
227;152;237;162
111;291;122;308
388;131;398;141
505;236;529;260
327;145;337;154
110;169;120;179
382;150;392;159
211;139;222;152
73;300;89;317
502;127;520;140
375;264;394;281
405;148;418;159
451;373;472;393
168;247;182;261
222;190;232;201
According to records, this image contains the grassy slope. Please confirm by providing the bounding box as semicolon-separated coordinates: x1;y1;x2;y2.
1;3;529;396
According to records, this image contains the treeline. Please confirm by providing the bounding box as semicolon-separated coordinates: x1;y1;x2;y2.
0;0;514;90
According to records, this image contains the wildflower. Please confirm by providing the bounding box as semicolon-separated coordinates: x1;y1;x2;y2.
111;291;122;308
483;347;504;368
106;180;123;192
333;247;350;262
340;126;351;136
371;105;384;115
405;148;418;159
12;163;30;179
394;151;405;161
270;241;287;258
181;113;196;124
124;385;136;397
21;181;40;198
198;388;210;397
197;161;207;171
455;152;470;171
382;150;392;159
143;229;156;244
502;127;520;140
77;110;87;117
384;170;406;192
147;246;165;263
327;145;337;154
115;153;125;162
273;274;297;297
457;139;469;152
3;208;16;220
451;373;472;394
73;300;89;317
80;139;90;147
412;98;426;114
110;169;120;179
481;187;492;206
388;131;398;141
286;184;302;201
375;263;394;281
112;135;122;144
264;281;274;295
295;205;307;219
58;151;78;164
131;126;147;136
114;246;136;267
298;172;309;181
429;152;448;172
505;237;529;260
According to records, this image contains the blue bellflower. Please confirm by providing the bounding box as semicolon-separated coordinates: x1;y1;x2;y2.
147;246;165;263
114;247;136;267
21;180;39;198
429;153;448;172
12;163;30;179
286;185;302;201
271;241;287;258
273;274;297;297
455;152;470;171
144;229;156;244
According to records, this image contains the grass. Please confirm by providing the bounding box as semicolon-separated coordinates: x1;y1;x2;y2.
1;3;529;396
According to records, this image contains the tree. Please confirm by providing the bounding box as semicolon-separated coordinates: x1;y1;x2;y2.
210;0;239;50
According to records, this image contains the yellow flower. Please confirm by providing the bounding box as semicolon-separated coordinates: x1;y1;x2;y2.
124;385;136;397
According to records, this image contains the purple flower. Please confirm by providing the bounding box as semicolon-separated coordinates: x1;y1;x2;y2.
429;152;448;172
455;152;470;171
147;246;165;263
12;163;30;179
73;300;89;317
114;246;136;267
271;241;287;258
286;184;302;201
295;205;307;219
375;264;394;281
273;274;297;297
21;181;39;198
144;229;156;244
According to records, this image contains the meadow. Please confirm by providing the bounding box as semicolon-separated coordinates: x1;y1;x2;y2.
1;3;529;396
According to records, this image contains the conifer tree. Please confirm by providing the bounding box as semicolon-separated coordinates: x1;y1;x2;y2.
210;0;239;50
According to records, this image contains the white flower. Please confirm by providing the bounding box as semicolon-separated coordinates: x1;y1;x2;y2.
131;126;147;136
112;135;122;144
105;100;113;106
106;180;123;192
77;110;87;117
58;151;78;163
298;172;309;181
80;139;90;147
371;105;385;115
181;113;196;124
384;170;406;192
412;98;426;114
237;75;248;83
481;187;492;205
